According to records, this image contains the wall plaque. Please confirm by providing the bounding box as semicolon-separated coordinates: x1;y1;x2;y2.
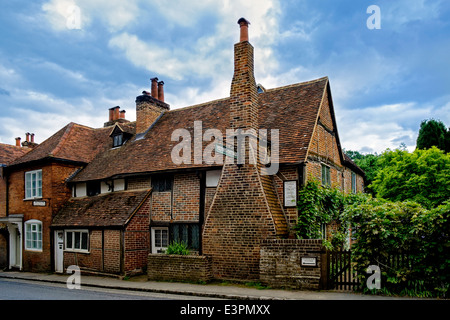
284;180;297;207
33;200;46;207
301;257;317;267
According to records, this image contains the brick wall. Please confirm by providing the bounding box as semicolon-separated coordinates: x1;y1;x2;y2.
64;229;122;275
64;230;103;272
150;173;201;222
173;173;200;221
151;191;171;221
260;239;325;290
127;176;151;190
124;196;150;274
147;254;212;283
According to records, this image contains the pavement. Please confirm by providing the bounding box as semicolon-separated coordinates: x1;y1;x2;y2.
0;270;420;300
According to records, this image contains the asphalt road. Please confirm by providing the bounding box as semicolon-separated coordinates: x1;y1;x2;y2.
0;278;210;300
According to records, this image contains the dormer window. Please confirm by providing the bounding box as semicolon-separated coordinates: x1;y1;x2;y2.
113;133;123;147
109;124;132;148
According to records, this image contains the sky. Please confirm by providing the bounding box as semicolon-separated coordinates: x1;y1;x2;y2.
0;0;449;154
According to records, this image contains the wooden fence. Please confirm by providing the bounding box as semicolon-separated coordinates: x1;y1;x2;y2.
326;250;360;291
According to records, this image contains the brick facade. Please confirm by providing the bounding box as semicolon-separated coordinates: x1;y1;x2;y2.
7;162;80;272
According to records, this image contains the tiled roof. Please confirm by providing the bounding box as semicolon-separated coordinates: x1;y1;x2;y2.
51;189;151;227
0;143;30;165
9;122;112;167
71;77;328;182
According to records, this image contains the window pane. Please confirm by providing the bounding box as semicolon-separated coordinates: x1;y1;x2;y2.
25;173;32;198
181;225;188;244
66;232;73;249
81;232;88;250
161;229;168;247
74;232;81;249
191;225;199;250
155;230;161;247
32;173;36;197
172;225;179;243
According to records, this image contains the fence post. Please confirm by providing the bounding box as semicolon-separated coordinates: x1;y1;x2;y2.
320;250;328;290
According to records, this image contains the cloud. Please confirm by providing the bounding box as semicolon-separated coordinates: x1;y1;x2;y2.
336;101;448;153
41;0;140;32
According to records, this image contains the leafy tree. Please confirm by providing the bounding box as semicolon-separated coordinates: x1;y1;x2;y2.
370;146;450;209
416;119;449;153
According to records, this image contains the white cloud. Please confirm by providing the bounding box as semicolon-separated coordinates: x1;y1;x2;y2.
41;0;140;32
336;102;439;153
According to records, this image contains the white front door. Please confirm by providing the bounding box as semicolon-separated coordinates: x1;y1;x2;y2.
54;230;64;273
8;225;22;269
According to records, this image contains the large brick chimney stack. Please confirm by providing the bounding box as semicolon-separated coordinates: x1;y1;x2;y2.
229;18;258;131
202;18;288;281
135;78;170;134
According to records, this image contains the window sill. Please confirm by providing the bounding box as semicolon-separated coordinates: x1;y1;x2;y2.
25;248;43;252
64;249;90;254
23;197;43;201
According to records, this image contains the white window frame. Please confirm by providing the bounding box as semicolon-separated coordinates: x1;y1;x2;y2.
151;227;168;254
25;169;42;199
25;220;43;252
65;230;89;253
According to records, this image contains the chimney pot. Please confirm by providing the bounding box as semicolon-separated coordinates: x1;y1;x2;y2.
237;18;250;42
119;110;126;119
15;137;21;147
158;81;165;102
26;132;30;142
31;133;35;143
151;77;159;99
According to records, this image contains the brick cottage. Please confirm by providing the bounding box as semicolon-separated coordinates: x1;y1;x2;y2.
0;18;364;282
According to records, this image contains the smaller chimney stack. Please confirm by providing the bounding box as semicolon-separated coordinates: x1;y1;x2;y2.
109;107;115;121
151;77;159;100
21;133;38;149
158;81;165;102
104;106;130;127
238;17;250;42
113;106;120;121
15;137;21;147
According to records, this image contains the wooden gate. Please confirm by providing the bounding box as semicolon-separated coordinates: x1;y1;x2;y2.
326;250;360;291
